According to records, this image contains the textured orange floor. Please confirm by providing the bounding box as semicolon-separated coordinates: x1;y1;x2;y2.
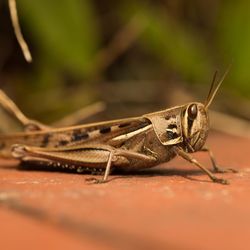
0;132;250;250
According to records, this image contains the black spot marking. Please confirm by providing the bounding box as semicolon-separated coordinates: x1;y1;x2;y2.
58;140;69;146
118;123;130;128
100;126;111;134
41;134;51;147
168;124;177;129
166;131;179;140
0;142;5;150
72;130;89;141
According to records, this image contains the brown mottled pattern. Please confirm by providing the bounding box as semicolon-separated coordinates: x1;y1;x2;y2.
0;117;150;157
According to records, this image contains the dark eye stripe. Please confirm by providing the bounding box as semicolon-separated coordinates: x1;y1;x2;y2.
187;118;194;135
184;105;197;136
181;106;196;137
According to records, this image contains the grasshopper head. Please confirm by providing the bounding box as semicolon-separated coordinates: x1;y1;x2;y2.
182;102;209;152
181;66;230;152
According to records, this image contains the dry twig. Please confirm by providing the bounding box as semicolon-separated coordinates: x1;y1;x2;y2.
93;14;147;74
8;0;32;62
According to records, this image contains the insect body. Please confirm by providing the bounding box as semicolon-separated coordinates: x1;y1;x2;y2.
0;70;236;184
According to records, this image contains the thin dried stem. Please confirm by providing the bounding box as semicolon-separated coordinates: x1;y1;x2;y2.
93;14;147;74
8;0;32;62
52;102;106;127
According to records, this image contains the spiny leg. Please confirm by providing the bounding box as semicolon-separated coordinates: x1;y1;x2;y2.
174;147;229;185
103;151;113;181
86;150;114;184
12;143;115;184
12;143;157;184
86;148;157;184
201;147;237;173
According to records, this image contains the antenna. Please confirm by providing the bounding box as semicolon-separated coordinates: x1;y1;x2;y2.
204;65;231;109
205;70;218;107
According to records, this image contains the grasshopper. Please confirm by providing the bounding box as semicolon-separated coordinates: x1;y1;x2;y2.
0;70;236;184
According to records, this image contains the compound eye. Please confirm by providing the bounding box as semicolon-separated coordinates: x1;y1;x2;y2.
188;104;197;120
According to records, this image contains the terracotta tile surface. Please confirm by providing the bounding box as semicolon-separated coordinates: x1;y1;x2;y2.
0;132;250;250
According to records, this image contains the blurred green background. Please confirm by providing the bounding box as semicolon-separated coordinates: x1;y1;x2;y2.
0;0;249;123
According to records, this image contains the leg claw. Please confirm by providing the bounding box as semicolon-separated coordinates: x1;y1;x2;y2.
214;166;238;174
212;177;229;185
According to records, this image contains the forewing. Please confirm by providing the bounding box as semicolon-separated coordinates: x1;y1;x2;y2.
1;116;151;149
